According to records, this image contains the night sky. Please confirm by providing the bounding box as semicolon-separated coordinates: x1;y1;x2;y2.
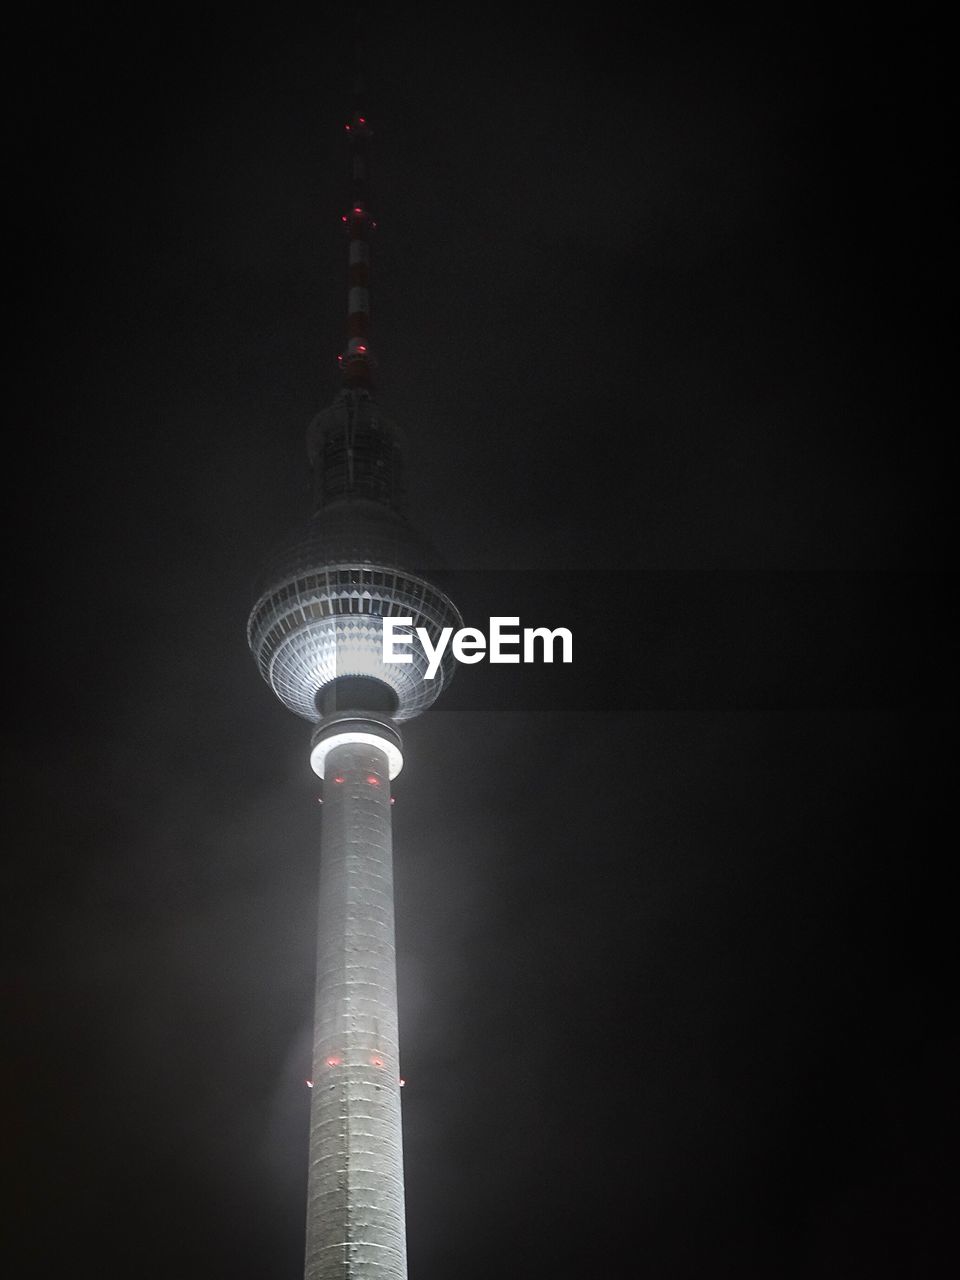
6;8;953;1279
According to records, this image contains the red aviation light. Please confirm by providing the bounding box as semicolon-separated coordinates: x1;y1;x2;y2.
305;1079;314;1088
333;775;345;785
325;1056;342;1068
356;344;367;353
370;1055;384;1068
365;774;380;787
340;215;347;223
398;1078;406;1087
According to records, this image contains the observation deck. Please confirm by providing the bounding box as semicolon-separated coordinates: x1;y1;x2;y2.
247;392;461;724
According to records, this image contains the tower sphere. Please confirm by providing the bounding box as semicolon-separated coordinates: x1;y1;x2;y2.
246;473;461;724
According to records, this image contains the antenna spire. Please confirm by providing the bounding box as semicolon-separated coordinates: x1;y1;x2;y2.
340;84;374;389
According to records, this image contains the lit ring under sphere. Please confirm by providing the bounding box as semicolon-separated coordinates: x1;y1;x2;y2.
247;502;461;723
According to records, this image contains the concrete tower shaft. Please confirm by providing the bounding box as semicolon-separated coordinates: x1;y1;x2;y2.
306;732;406;1280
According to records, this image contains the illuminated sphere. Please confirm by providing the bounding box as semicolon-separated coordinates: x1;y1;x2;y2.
247;498;461;723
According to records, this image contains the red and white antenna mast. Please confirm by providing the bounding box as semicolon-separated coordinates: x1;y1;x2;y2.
340;89;374;388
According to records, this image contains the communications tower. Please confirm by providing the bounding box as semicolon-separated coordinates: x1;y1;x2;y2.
247;96;460;1279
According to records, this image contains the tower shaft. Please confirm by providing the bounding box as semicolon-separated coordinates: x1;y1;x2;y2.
305;738;407;1280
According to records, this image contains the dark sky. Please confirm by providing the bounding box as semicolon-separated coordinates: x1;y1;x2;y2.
6;7;953;1279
